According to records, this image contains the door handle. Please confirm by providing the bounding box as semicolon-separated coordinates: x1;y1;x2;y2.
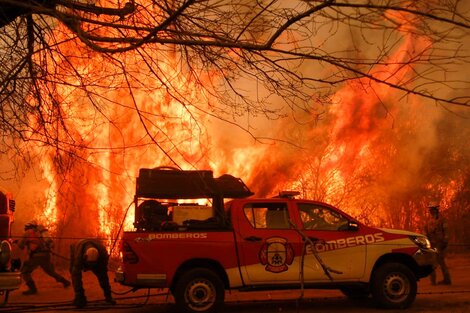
244;236;262;242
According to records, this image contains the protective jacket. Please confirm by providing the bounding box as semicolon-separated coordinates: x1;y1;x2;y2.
18;227;50;254
424;216;449;251
18;225;69;294
424;214;452;284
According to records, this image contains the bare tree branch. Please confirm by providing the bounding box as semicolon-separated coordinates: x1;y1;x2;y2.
0;0;468;168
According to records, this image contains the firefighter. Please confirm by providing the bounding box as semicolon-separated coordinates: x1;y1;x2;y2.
424;203;452;285
18;221;71;295
69;238;116;308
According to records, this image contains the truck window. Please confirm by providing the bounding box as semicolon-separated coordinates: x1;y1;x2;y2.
243;203;290;229
298;203;348;231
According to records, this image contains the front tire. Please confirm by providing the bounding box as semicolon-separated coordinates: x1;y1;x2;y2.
174;268;224;313
371;262;417;309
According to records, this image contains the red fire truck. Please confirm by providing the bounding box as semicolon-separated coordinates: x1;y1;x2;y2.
0;189;21;306
116;168;437;313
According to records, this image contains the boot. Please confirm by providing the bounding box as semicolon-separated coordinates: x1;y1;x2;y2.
60;278;71;288
441;268;452;285
73;294;87;308
105;297;116;305
22;281;37;295
104;292;116;305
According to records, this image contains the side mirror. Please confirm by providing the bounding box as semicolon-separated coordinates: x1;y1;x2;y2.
348;221;359;231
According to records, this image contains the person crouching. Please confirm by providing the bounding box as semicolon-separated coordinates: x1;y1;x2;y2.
69;239;116;308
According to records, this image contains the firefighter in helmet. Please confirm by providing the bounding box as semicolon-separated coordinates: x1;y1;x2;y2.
69;238;116;308
424;202;452;285
18;221;71;295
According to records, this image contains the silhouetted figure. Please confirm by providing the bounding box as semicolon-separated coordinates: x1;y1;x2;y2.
424;203;452;285
69;238;116;308
18;221;70;295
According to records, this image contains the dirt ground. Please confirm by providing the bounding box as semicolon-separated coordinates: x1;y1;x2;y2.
2;251;470;313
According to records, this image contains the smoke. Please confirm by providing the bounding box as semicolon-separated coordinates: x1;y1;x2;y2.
204;18;470;237
2;1;470;250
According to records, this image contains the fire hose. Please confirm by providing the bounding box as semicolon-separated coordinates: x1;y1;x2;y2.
288;220;342;298
50;250;69;261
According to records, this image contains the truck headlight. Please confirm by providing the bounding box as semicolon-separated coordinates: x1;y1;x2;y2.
409;235;431;249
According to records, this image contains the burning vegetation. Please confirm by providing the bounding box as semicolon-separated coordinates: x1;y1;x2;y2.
0;1;469;256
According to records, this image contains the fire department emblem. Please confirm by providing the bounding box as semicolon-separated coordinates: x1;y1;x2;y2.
259;237;294;273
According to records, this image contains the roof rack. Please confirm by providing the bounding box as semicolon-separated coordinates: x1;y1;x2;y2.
135;167;254;199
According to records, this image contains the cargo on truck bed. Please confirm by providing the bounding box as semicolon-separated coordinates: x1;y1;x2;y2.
133;167;252;232
116;167;437;313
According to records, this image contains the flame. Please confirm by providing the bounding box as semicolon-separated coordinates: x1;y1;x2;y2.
23;2;465;251
225;7;435;222
28;8;215;251
38;157;58;231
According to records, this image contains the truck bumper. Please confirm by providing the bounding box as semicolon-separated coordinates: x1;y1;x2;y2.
114;269;167;287
0;272;21;291
413;248;438;278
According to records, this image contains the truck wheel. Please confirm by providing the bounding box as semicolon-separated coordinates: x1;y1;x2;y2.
0;240;12;268
371;262;417;309
174;268;224;313
340;285;370;300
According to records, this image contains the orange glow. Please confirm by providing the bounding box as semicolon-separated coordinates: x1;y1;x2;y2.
26;2;454;250
29;5;215;250
233;8;434;221
38;157;58;232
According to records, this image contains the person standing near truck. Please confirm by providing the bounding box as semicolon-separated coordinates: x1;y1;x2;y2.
424;203;452;285
18;221;71;295
69;238;116;308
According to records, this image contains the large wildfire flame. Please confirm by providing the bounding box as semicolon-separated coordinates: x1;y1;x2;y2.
27;13;216;253
9;5;470;254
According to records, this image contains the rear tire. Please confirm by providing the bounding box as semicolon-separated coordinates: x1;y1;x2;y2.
174;268;224;313
371;262;417;309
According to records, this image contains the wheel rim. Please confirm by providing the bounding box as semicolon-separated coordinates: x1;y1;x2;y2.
184;278;216;312
0;240;12;267
382;272;410;303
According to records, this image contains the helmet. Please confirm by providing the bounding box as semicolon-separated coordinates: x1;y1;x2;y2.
24;221;38;231
84;247;99;262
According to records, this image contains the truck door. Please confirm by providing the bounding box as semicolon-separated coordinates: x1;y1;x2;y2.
296;203;367;281
235;201;302;285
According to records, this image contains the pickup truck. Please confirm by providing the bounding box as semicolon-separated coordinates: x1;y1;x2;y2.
116;168;437;313
0;189;21;306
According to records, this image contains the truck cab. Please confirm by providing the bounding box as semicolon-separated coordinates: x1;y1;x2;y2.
116;168;437;313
